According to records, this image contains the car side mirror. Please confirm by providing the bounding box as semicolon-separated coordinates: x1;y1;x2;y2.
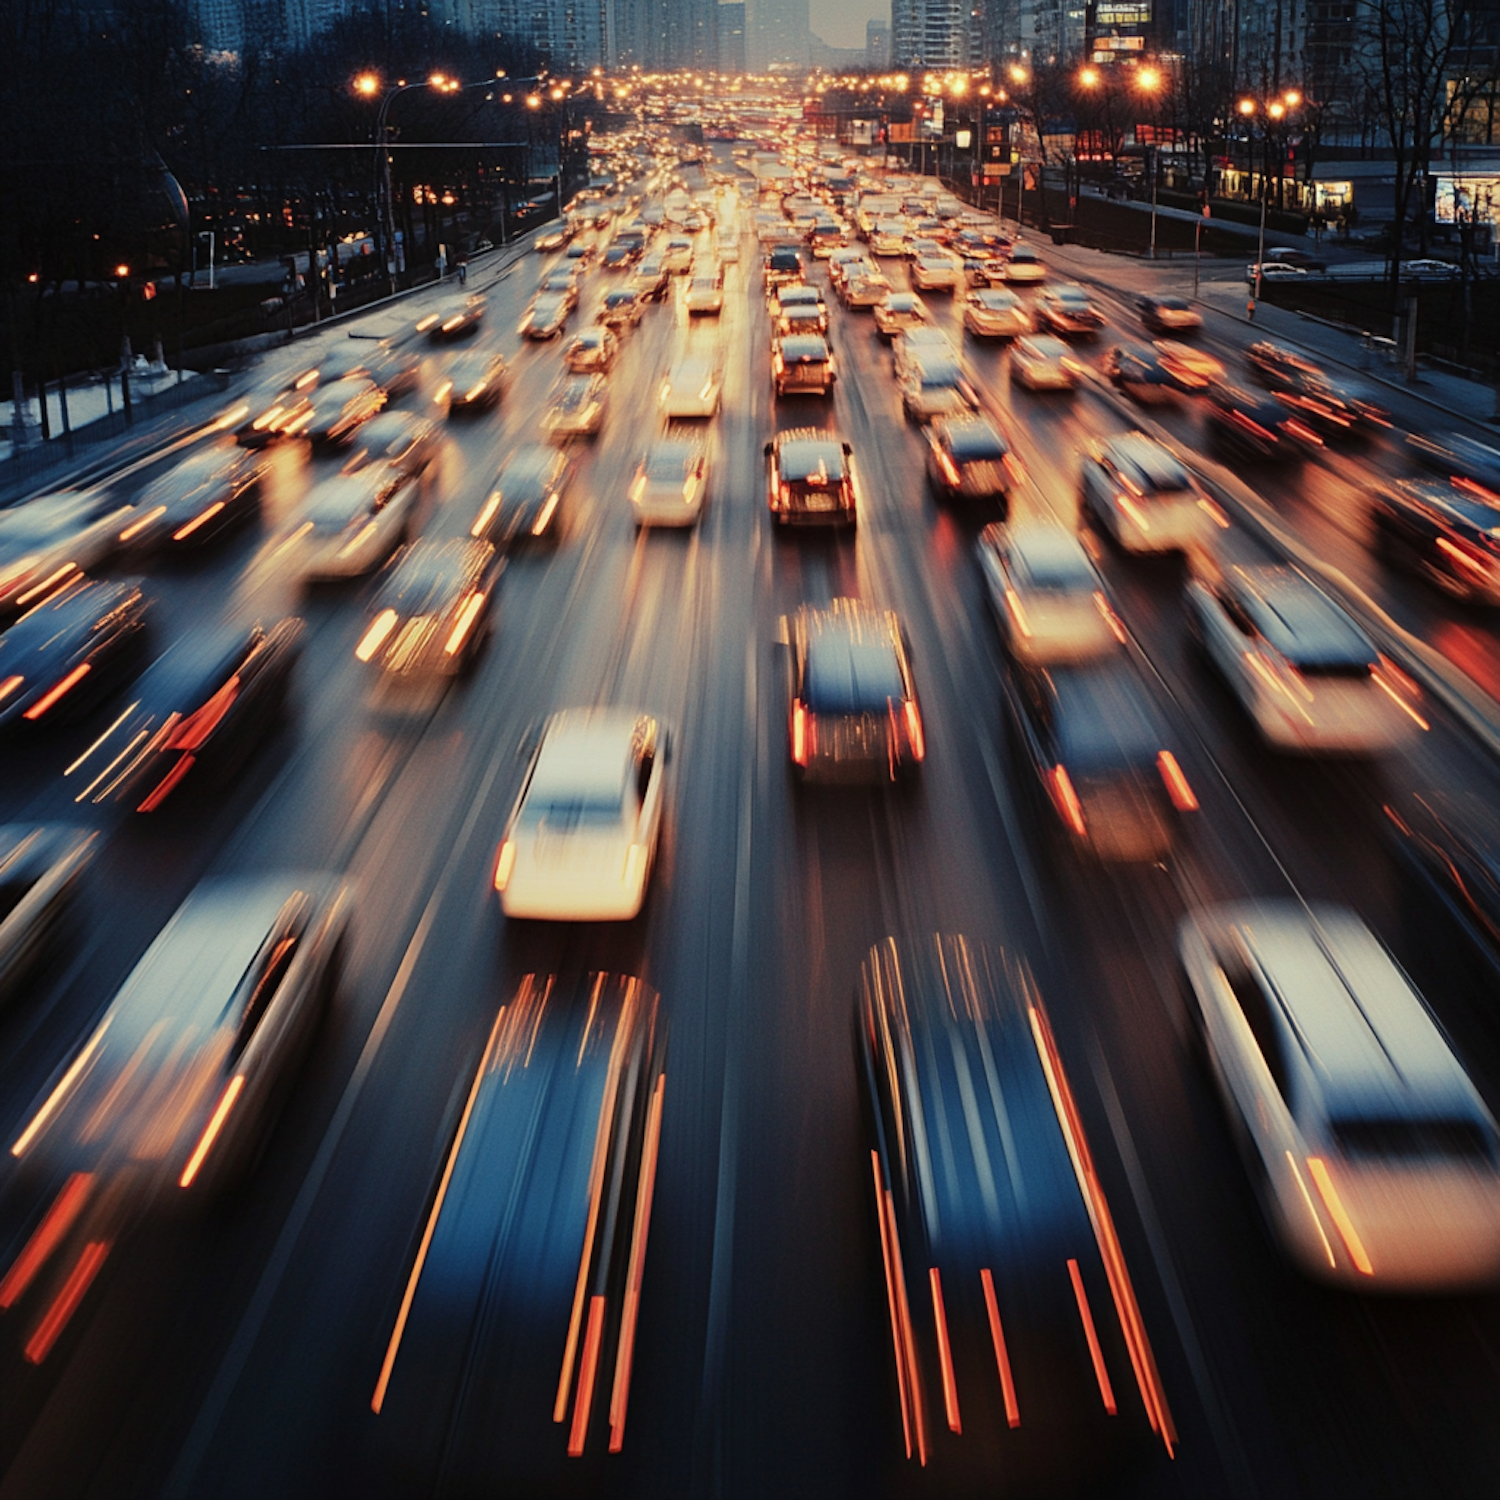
842;442;853;456
763;441;774;457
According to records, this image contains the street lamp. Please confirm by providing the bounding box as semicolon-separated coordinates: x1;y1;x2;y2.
1238;89;1301;316
1135;65;1165;259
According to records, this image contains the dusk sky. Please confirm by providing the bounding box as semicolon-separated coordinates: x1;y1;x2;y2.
808;0;885;49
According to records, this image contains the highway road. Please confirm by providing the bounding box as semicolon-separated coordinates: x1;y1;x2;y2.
3;146;1500;1499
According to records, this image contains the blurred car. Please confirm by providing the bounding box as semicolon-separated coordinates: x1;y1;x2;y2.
129;444;267;555
1372;478;1500;601
1003;658;1195;861
600;242;632;271
873;291;930;339
433;348;507;416
231;370;317;447
1037;285;1105;337
1101;342;1180;403
543;373;608;439
1153;340;1225;391
661;236;694;273
911;253;961;292
716;238;741;265
1401;258;1461;279
658;355;721;418
978;521;1122;664
1264;246;1327;271
764;245;803;289
472;445;574;546
900;355;979;424
962;287;1031;339
494;709;667;921
773;283;828;330
857;935;1175;1484
1138;295;1203;334
826;247;866;287
924;415;1015;509
1246;262;1310;284
424;294;486;342
1179;901;1500;1290
842;267;892;308
302;377;386;446
339;409;441;481
536;269;582;307
0;489;138;623
369;342;424;400
294;464;420;581
1185;560;1424;753
629;258;668;301
765;428;859;529
1081;434;1215;553
785;599;924;783
1247;340;1324;390
772;334;836;398
519;293;570;340
999;245;1046;283
1406;431;1500;493
0;825;95;1006
1010;334;1081;392
892;325;957;384
367;973;665;1472
354;539;500;681
66;617;303;812
533;228;566;252
599;288;645;330
685;272;725;314
629;438;709;528
564;327;620;373
9;874;349;1220
0;578;151;731
774;303;828;341
1202;385;1325;463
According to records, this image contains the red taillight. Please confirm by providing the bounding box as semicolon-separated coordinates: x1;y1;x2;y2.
1156;751;1198;812
791;700;810;765
903;700;925;761
1048;765;1087;836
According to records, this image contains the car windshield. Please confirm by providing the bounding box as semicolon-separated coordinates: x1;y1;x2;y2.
779;444;845;483
1333;1116;1498;1165
1050;667;1159;767
529;790;626;828
805;639;904;713
948;424;1007;460
644;448;696;482
1012;540;1097;592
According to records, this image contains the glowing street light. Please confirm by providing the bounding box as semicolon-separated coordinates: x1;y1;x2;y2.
1079;66;1100;89
354;72;379;97
1136;65;1161;93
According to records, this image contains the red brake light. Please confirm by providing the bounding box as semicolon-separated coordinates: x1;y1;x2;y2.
791;700;810;765
1157;751;1198;811
1048;765;1086;836
903;700;925;760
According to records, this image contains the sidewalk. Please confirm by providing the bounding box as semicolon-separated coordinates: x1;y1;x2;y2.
1007;225;1500;431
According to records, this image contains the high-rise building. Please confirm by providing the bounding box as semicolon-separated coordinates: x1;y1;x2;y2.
891;0;973;68
720;1;747;70
866;17;891;66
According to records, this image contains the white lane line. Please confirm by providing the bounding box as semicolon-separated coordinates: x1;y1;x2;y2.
161;727;516;1498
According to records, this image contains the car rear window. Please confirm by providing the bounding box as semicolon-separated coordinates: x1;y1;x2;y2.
806;639;904;713
947;425;1008;461
1012;545;1096;592
1333;1116;1498;1165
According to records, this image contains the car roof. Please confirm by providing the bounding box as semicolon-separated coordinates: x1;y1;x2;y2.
974;288;1018;304
942;416;1008;454
1006;522;1095;577
1020;335;1069;355
382;538;490;608
1102;434;1189;489
1211;901;1486;1119
0;578;142;658
127;622;257;711
530;710;646;802
1393;478;1500;530
1227;565;1375;666
1047;663;1160;765
779;335;829;358
305;471;382;521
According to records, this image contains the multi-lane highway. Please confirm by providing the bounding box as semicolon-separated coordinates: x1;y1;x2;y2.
2;140;1500;1499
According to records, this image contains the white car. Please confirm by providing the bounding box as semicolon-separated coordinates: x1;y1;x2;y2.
910;253;961;291
0;489;137;621
494;709;667;921
661;236;694;272
977;521;1122;664
1185;561;1425;754
1080;434;1211;553
962;287;1030;338
1010;334;1080;391
716;239;740;265
1000;247;1046;283
659;355;721;418
630;438;708;527
1245;262;1309;284
1179;901;1500;1290
891;325;956;383
543;374;607;439
684;272;724;314
842;269;892;308
872;291;929;339
294;464;419;580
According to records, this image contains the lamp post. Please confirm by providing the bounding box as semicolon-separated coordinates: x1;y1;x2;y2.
355;69;518;295
1136;66;1164;259
1238;89;1301;318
